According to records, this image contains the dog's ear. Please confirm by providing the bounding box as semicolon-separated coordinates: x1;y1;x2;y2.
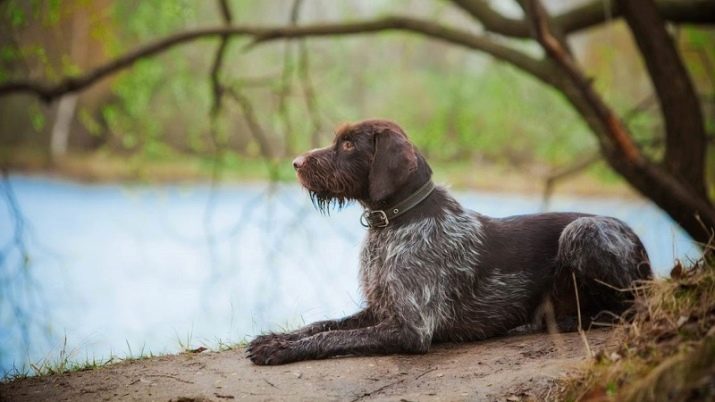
368;127;418;202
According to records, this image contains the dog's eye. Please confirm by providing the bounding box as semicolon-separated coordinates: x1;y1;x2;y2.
341;141;354;151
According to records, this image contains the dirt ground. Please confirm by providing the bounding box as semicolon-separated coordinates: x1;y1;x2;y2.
1;329;613;402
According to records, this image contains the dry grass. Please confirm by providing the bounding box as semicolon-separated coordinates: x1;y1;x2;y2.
560;249;715;401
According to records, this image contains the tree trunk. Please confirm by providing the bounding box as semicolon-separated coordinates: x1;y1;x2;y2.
50;93;78;160
611;158;715;246
554;75;715;245
523;0;714;245
620;0;708;199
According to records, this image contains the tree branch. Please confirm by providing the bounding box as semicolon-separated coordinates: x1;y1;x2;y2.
524;0;715;242
276;0;304;156
450;0;527;37
226;87;274;161
621;0;708;198
524;0;641;163
451;0;715;38
561;0;715;31
299;38;323;149
0;16;549;102
209;0;234;116
540;94;658;209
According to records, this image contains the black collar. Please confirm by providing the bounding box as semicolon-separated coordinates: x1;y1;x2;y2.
360;181;436;229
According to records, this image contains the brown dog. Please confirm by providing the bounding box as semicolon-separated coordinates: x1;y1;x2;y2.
247;119;651;365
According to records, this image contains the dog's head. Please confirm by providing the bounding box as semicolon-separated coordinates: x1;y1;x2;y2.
293;119;431;213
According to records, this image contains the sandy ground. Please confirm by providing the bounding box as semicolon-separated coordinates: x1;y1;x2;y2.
1;329;613;402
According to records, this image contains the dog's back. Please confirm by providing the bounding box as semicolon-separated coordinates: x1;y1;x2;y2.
361;196;652;344
476;212;651;332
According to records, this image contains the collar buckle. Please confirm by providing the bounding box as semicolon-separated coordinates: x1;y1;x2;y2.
360;210;389;228
360;180;436;229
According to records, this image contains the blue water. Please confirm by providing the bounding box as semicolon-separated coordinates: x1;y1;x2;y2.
0;176;701;376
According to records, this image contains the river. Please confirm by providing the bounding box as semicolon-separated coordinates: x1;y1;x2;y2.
0;176;701;376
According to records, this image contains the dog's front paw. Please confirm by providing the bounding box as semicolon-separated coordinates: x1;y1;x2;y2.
248;333;281;349
247;338;296;365
247;332;297;353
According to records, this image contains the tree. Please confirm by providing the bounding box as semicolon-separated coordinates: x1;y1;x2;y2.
0;0;713;244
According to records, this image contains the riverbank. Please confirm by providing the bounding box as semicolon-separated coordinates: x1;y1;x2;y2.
0;329;613;402
1;147;636;197
3;259;713;401
560;256;715;401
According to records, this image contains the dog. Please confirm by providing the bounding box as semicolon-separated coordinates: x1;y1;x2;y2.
247;119;652;365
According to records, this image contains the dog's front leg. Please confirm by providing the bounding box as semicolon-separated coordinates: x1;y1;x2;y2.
248;321;429;365
248;309;376;351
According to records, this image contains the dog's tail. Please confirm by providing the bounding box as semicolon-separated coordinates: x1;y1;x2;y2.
553;216;652;320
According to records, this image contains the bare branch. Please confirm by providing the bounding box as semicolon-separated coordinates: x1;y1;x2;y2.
217;0;233;23
541;94;659;209
558;0;715;32
450;0;527;37
524;0;641;163
298;39;323;149
0;16;549;102
451;0;715;38
276;0;304;156
209;0;234;116
203;0;236;270
541;152;600;209
226;87;274;161
522;0;715;242
621;0;708;198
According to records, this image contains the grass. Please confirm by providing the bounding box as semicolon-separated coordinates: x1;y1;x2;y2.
0;290;296;383
1;332;250;383
559;249;715;401
2;309;302;382
2;336;126;381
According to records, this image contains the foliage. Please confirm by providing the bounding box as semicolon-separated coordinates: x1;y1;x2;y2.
6;1;710;177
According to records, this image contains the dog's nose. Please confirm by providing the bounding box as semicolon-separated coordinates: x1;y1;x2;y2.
292;155;306;170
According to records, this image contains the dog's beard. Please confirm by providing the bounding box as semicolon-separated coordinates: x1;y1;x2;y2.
308;191;350;215
300;169;359;215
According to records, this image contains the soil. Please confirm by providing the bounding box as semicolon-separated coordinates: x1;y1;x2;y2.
1;329;614;402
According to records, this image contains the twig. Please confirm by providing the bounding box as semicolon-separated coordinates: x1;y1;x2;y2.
540;152;600;209
201;0;234;308
592;278;652;293
263;378;279;389
540;93;658;209
145;374;194;384
350;378;407;402
414;367;438;380
297;33;323;148
209;0;234;117
571;272;593;358
275;0;304;156
622;94;656;123
590;320;618;328
225;87;275;162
